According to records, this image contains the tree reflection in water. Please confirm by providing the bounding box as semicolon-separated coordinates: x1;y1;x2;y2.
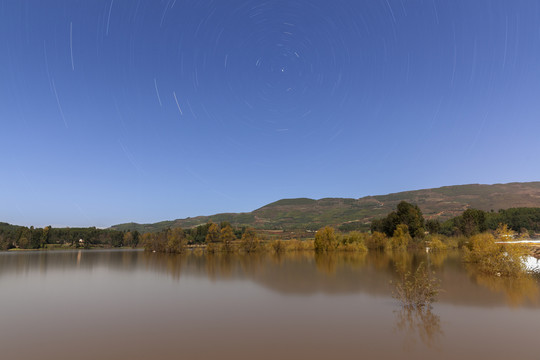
205;253;234;280
466;264;540;306
314;252;367;275
392;261;443;349
394;306;443;350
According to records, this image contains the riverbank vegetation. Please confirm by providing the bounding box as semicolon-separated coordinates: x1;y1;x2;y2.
0;222;131;251
434;207;540;238
2;202;538;280
463;233;529;277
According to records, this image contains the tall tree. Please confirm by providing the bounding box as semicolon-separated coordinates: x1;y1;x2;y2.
371;201;425;238
459;209;487;236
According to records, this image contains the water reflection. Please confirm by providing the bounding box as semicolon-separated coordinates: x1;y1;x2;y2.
465;264;540;306
389;251;413;275
314;252;367;275
427;251;449;268
391;260;443;350
395;307;443;350
1;249;539;307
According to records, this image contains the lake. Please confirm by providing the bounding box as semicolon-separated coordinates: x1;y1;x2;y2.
1;249;539;360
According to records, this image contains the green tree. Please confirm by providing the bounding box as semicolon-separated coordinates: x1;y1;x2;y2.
29;226;43;249
18;236;29;249
371;201;425;238
109;231;124;247
0;234;11;250
132;230;140;247
190;224;210;244
18;227;32;249
123;231;135;248
425;219;440;234
41;226;51;248
459;209;487;236
396;201;425;238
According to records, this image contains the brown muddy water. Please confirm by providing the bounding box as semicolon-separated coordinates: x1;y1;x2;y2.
1;249;539;360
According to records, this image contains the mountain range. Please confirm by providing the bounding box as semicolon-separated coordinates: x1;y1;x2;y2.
110;182;540;233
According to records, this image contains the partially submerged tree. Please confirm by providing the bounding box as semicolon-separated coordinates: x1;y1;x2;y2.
393;262;440;309
463;233;528;276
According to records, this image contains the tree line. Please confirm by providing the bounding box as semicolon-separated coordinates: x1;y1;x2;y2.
438;207;540;237
0;219;257;251
141;222;259;254
2;204;540;251
0;223;132;250
370;203;540;238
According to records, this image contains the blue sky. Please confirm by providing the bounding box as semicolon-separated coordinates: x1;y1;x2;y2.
1;0;540;228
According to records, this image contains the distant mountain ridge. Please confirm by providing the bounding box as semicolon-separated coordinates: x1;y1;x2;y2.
110;182;540;233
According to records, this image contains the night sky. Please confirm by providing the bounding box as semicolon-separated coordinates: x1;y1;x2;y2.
2;1;540;227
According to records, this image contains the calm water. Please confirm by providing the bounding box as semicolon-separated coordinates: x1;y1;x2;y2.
1;249;539;360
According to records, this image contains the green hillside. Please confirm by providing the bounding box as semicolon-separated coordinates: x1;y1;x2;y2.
110;182;540;233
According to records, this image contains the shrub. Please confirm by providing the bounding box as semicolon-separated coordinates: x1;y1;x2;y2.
454;235;468;249
340;231;367;244
314;226;338;252
495;223;515;241
337;231;368;252
338;242;368;252
427;235;447;252
390;224;412;250
271;240;285;254
285;239;314;251
463;233;528;276
392;262;440;309
366;231;388;250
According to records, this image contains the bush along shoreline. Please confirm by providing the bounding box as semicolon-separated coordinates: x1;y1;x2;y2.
4;201;538;278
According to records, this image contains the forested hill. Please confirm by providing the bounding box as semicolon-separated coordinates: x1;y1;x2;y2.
110;182;540;233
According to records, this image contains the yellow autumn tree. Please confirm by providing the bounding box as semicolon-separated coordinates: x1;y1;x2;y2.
314;226;337;252
220;225;236;253
240;228;260;253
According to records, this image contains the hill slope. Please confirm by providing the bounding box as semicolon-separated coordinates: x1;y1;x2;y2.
110;182;540;232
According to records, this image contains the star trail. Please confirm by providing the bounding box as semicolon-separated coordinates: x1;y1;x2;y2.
1;0;540;227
